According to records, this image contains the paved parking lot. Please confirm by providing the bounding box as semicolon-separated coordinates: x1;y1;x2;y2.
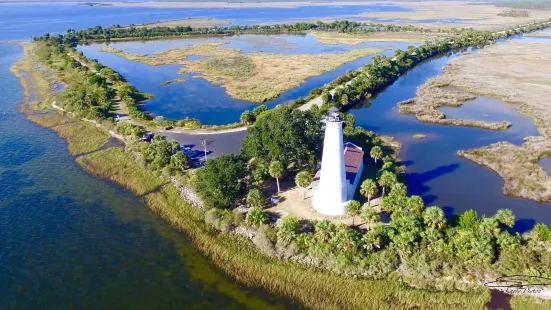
163;129;248;162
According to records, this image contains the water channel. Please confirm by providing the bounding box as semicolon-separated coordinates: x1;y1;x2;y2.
349;50;551;231
79;35;411;124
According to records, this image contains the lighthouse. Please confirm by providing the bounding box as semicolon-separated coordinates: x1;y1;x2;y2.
312;107;348;215
312;107;365;216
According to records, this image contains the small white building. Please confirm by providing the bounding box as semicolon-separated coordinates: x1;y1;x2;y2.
312;108;364;216
343;142;364;200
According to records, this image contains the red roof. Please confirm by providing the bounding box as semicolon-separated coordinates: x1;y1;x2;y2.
313;142;364;184
344;143;364;184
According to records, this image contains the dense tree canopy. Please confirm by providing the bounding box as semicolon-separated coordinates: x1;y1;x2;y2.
241;107;323;171
194;155;246;208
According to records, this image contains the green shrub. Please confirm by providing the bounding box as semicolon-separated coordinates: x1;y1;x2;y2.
533;223;551;242
246;207;269;226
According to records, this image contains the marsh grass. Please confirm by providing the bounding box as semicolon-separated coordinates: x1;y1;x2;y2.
510;295;551;309
160;78;186;86
199;56;256;78
80;148;491;310
398;80;511;131
182;48;382;103
27;112;70;128
310;31;437;45
10;43;57;113
76;147;166;195
52;121;110;155
459;138;551;202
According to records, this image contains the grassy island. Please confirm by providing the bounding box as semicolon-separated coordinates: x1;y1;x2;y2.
397;80;512;131
99;43;382;103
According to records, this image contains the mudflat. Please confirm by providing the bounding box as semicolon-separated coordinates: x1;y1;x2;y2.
403;39;551;201
357;1;551;30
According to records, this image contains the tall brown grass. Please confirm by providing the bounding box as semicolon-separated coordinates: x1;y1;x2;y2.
76;148;166;195
53;121;110;155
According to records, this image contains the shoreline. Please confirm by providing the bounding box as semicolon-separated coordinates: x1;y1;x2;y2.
8;41;498;310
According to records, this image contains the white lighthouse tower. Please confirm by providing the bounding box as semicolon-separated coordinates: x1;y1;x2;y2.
312;107;348;216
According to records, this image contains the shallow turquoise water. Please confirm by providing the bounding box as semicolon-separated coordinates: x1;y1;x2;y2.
0;43;293;310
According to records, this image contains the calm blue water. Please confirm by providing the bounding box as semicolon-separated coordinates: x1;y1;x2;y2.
539;158;551;176
0;3;412;42
79;36;411;124
0;43;292;309
349;52;551;231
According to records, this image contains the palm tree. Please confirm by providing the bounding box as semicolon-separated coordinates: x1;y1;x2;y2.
246;207;269;226
378;170;397;195
359;179;378;207
494;209;515;228
346;200;361;226
405;195;424;218
240;110;254;125
422;206;446;230
295;171;312;200
360;207;380;230
370;146;383;165
314;220;336;243
277;216;301;245
269;160;284;193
